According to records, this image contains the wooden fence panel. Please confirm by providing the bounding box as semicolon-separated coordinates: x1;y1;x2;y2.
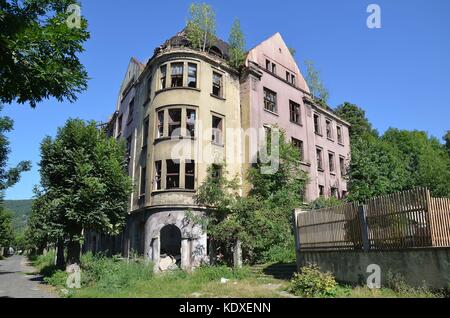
296;202;361;251
295;188;450;251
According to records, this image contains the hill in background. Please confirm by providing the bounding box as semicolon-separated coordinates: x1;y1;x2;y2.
2;200;33;232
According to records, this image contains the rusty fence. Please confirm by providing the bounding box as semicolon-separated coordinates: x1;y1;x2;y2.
294;188;450;251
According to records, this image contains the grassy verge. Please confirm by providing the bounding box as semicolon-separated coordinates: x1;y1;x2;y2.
30;253;447;298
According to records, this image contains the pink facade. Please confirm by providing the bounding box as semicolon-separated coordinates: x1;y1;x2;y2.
241;33;351;201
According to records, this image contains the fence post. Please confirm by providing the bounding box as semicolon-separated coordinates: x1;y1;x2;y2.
358;205;370;252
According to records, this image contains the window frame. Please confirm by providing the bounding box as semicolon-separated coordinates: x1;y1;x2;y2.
212;71;223;97
185;160;195;190
166;160;180;189
142;116;149;148
139;166;147;197
316;147;324;171
154;161;162;191
157;110;165;138
292;137;304;161
212;115;224;145
337;125;344;144
127;98;135;125
289;100;301;125
168;108;182;137
187;63;198;88
313;113;322;135
186;109;196;138
170;62;184;88
339;156;346;177
328;151;336;174
263;87;278;114
326;118;334;140
160;65;167;89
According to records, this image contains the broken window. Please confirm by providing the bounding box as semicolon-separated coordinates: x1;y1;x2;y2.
331;187;338;198
314;114;321;135
328;152;335;173
188;63;197;88
326;119;333;140
291;74;296;86
211;164;222;179
271;63;276;74
166;160;180;189
186;109;196;137
319;185;325;197
128;98;134;124
292;137;304;161
289;100;301;124
147;76;152;101
212;115;223;145
266;59;271;70
337;126;343;144
142;117;149;147
157;110;164;138
117;114;123;136
168;109;182;137
185;161;195;190
160;65;167;89
212;72;223;97
316;147;323;171
140;166;146;196
340;156;346;177
171;62;183;87
263;87;277;113
154;161;162;190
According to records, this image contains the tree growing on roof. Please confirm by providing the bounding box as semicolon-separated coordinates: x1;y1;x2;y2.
304;60;330;105
228;18;246;69
186;2;216;52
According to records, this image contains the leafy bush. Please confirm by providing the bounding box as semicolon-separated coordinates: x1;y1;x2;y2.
261;244;296;264
80;252;154;290
44;270;68;287
289;264;337;297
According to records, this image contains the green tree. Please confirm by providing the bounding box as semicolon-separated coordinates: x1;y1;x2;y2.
186;2;216;52
195;131;308;264
0;208;14;249
288;47;296;57
0;110;31;251
346;134;409;202
382;129;450;197
0;0;89;107
32;119;132;267
304;60;329;105
228;18;246;69
444;130;450;156
334;102;377;141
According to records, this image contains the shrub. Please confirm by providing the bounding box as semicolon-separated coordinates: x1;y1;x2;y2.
289;264;337;297
79;252;154;290
44;270;68;287
261;244;296;264
308;197;343;210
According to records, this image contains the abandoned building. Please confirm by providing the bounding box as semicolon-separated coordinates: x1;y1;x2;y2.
83;30;351;271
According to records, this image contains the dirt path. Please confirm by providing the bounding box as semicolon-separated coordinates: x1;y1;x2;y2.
0;255;57;298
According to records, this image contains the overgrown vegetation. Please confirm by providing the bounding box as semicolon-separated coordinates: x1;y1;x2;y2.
228;18;246;69
335;102;450;202
186;2;216;52
26;119;132;267
289;265;337;297
194;131;307;265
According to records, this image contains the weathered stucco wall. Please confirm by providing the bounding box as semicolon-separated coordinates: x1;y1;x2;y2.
297;248;450;289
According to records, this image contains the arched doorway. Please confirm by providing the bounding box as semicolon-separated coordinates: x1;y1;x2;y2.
160;224;182;266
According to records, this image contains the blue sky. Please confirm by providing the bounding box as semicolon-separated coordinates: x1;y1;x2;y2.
3;0;450;200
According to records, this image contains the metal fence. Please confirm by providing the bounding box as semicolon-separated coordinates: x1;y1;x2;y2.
294;188;450;251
